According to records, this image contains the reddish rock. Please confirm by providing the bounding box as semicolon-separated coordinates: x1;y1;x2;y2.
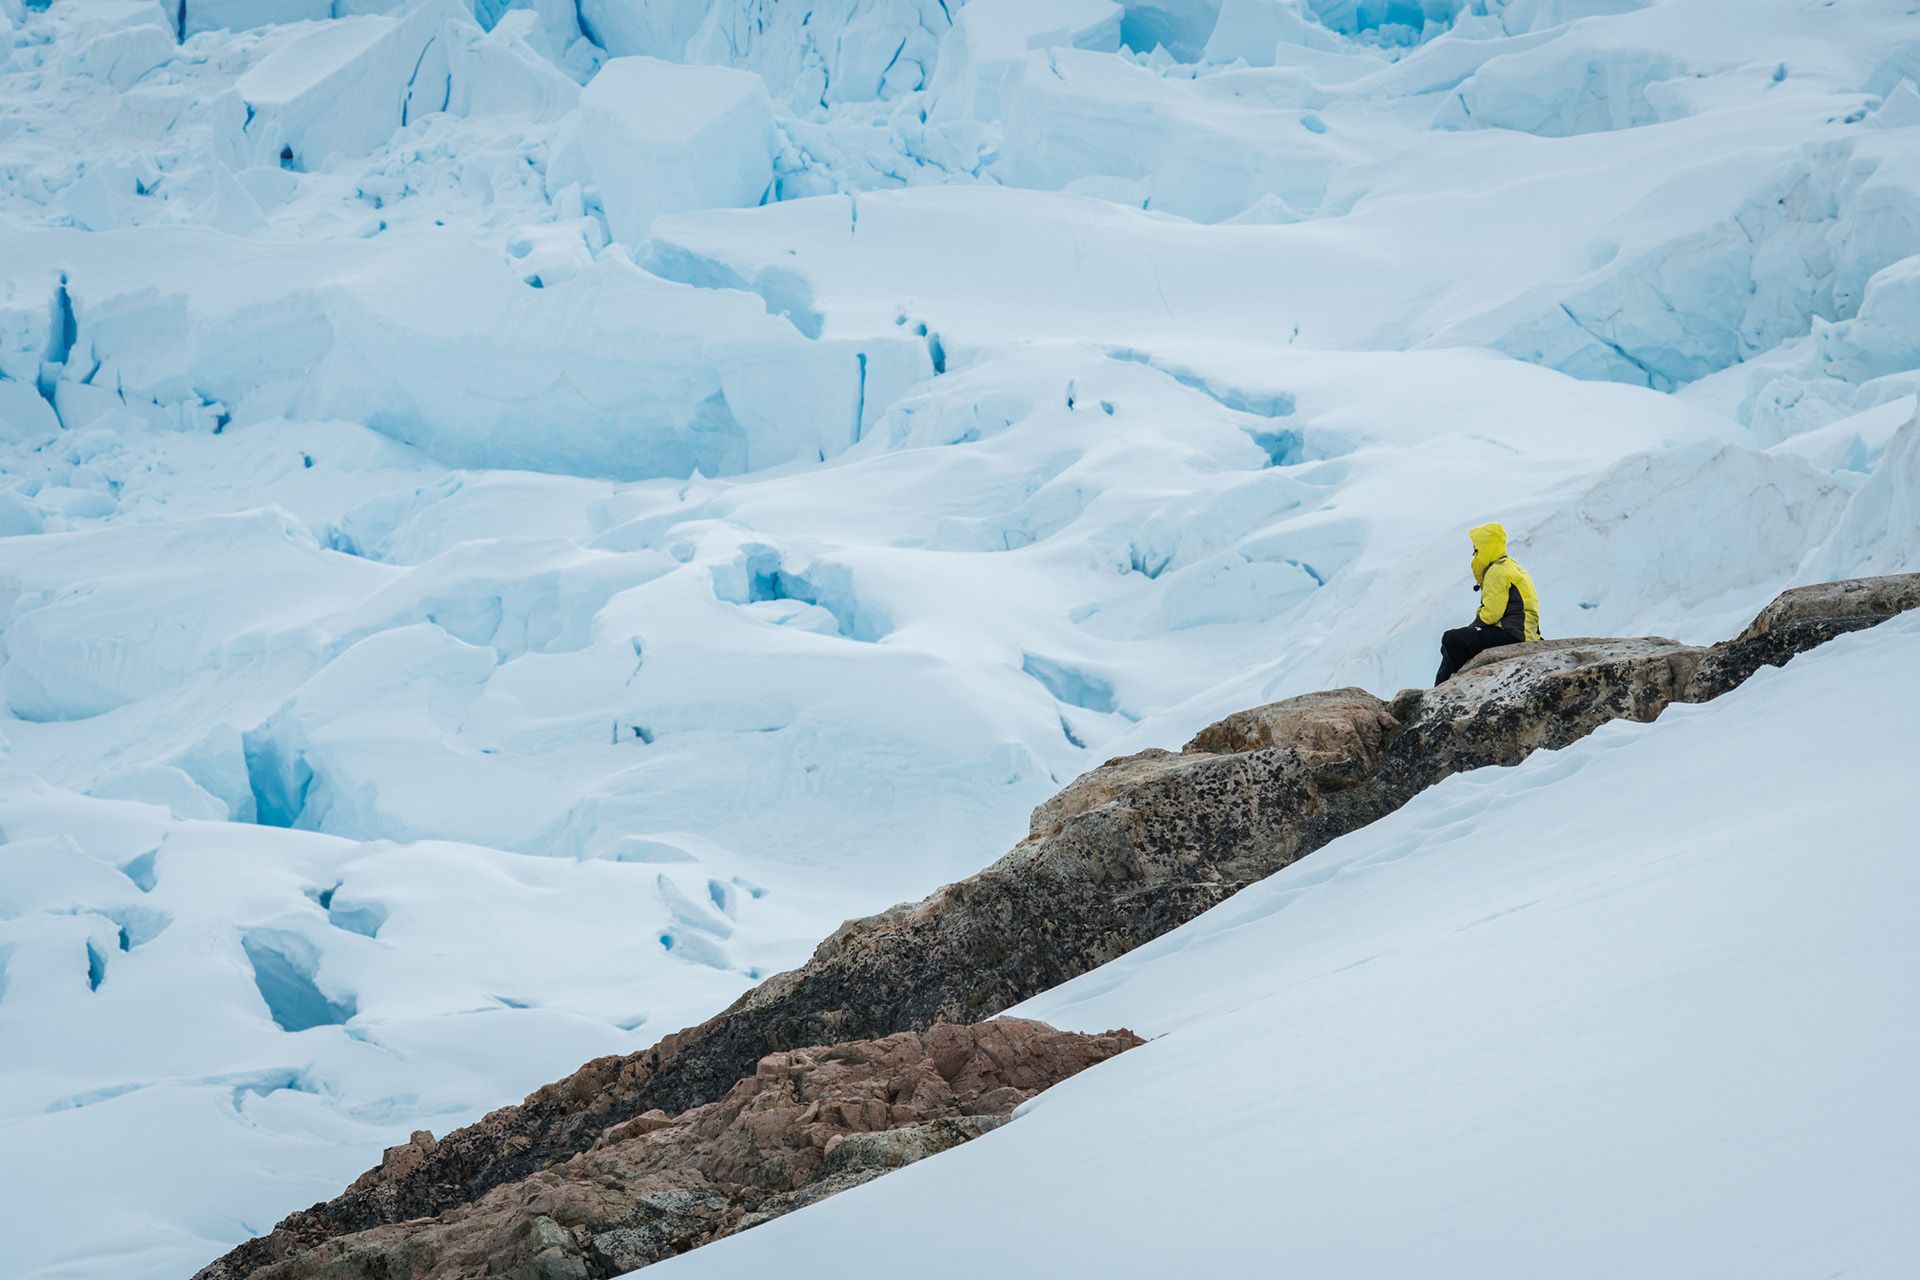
201;1020;1139;1279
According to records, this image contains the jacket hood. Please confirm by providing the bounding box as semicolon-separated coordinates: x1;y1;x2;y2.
1470;522;1507;583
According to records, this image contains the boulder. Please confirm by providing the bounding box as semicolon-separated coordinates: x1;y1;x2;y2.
1732;573;1920;644
1685;572;1920;702
1184;686;1399;777
1382;635;1706;806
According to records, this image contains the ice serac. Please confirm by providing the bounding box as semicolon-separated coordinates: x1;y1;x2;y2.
191;1020;1139;1278
995;49;1342;220
1202;0;1342;64
924;0;1123;123
686;0;956;109
213;2;455;170
1818;254;1920;386
182;0;331;39
0;379;59;443
1437;39;1683;136
1117;0;1221;60
240;623;498;839
1304;0;1462;43
9;225;912;480
1483;136;1920;392
69;15;176;91
211;0;580;170
0;510;387;723
443;12;583;121
547;57;777;245
574;0;709;61
191;573;1920;1279
1805;412;1920;582
579;0;957;109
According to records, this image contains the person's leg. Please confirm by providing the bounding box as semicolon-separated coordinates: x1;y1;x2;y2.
1436;626;1471;684
1436;622;1515;684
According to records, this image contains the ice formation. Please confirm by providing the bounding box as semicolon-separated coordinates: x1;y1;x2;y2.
1;0;1917;1276
548;56;777;243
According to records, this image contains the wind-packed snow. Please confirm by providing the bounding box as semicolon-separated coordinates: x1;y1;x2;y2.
2;0;1918;1275
653;611;1920;1280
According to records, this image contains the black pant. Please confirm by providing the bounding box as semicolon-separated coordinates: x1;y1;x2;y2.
1436;621;1519;684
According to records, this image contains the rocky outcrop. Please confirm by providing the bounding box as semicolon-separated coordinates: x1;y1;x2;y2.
205;1020;1139;1280
200;572;1920;1280
1683;574;1920;700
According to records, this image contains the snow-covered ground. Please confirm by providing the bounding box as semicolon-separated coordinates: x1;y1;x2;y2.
1;0;1916;1275
655;609;1920;1280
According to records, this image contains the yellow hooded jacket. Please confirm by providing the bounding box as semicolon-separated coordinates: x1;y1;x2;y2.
1470;522;1540;642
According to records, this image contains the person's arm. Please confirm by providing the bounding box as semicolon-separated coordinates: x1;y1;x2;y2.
1476;561;1510;626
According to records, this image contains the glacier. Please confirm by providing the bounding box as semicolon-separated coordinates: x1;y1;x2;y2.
1;0;1918;1276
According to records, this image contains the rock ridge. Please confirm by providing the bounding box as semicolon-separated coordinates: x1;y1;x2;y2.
206;1019;1139;1279
199;572;1920;1279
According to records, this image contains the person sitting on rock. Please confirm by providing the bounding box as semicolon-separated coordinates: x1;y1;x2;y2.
1436;521;1541;684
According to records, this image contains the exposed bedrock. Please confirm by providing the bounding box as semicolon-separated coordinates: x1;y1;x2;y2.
200;572;1920;1279
212;1019;1138;1280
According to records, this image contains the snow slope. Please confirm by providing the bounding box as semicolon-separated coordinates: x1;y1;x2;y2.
2;0;1919;1275
653;611;1920;1280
